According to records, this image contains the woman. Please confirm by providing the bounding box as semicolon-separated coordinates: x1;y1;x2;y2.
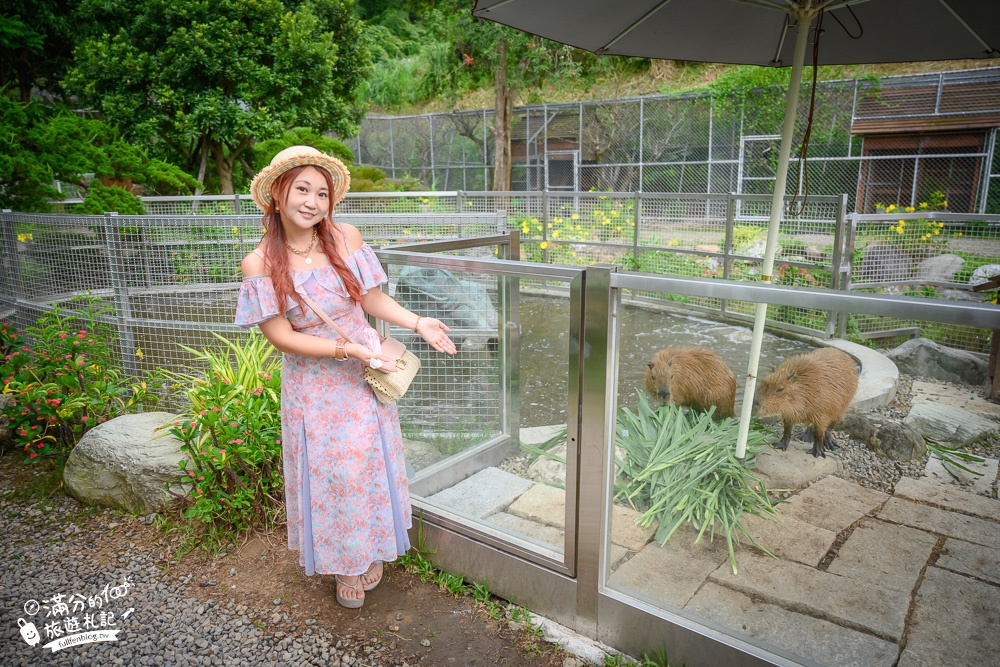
235;146;456;608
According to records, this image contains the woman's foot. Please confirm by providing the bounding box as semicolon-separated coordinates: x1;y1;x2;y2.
335;575;364;608
360;561;383;592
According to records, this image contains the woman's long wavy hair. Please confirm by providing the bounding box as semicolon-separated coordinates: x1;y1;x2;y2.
261;165;363;313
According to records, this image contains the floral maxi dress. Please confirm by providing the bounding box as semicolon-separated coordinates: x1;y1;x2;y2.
234;243;411;577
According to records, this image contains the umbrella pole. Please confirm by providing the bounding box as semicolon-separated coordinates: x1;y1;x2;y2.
734;11;814;464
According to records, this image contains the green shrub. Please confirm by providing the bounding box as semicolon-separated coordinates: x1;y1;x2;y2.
74;183;145;215
1;300;158;462
162;332;284;540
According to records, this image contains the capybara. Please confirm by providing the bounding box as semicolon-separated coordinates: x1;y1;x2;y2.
644;346;737;419
752;347;859;458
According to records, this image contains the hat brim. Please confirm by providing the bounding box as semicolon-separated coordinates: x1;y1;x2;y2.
250;151;351;213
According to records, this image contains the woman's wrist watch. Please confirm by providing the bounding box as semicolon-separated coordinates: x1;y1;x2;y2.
333;338;348;362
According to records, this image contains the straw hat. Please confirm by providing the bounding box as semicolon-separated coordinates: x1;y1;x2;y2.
250;145;351;213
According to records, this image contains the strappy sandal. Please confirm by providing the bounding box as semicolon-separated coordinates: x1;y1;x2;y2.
334;575;364;609
361;561;383;592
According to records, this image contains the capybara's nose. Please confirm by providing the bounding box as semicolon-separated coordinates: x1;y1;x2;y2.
658;389;670;400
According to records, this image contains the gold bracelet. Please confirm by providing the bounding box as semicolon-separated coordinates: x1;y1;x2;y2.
412;315;423;333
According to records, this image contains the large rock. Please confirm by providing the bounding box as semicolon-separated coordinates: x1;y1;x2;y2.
886;338;987;386
63;412;191;513
856;245;912;283
970;264;1000;286
904;402;999;448
840;412;925;461
915;254;963;282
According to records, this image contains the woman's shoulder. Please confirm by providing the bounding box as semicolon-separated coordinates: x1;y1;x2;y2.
336;221;365;251
241;246;269;278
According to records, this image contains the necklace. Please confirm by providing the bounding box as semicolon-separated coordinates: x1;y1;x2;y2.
286;228;319;264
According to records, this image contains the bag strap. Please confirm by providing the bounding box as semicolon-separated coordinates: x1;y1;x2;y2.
300;293;355;344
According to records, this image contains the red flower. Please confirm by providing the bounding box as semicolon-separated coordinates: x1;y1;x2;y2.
462;53;474;66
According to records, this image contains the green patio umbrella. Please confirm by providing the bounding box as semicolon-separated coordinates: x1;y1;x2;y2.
472;0;1000;461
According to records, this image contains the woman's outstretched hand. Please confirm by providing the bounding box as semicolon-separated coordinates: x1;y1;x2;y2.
415;317;457;355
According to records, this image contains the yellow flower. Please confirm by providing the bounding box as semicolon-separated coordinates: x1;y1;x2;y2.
466;201;473;206
886;204;896;213
553;217;562;223
896;227;904;235
667;239;679;247
933;229;940;235
16;233;33;242
571;213;579;220
403;229;412;235
615;226;622;231
904;207;914;213
552;230;560;238
531;218;538;223
898;219;905;226
135;349;144;360
599;195;607;200
957;232;964;237
539;241;549;250
919;202;928;208
422;197;430;204
232;226;239;235
610;210;619;217
943;200;948;207
536;225;542;231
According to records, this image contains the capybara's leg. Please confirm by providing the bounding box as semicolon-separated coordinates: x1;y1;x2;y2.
799;426;815;443
776;420;794;451
810;426;827;458
823;430;840;451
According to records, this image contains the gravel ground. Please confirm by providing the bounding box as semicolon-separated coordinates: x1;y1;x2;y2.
0;486;349;667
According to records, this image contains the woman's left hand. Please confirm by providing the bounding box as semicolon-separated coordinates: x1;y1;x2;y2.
416;317;457;355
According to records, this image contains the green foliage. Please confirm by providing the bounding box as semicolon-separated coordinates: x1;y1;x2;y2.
65;0;371;194
252;127;355;172
615;393;780;574
161;333;284;540
0;0;82;101
74;183;145;215
0;98;199;211
875;191;952;255
0;300;159;463
926;440;986;481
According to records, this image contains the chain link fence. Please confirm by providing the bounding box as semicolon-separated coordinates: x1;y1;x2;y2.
345;68;1000;215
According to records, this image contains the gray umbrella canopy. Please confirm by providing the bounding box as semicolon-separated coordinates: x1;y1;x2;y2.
473;0;999;65
473;0;1000;460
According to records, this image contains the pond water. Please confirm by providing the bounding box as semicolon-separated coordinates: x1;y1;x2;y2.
518;293;816;427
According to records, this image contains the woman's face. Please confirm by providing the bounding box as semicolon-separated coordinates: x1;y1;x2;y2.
278;166;330;232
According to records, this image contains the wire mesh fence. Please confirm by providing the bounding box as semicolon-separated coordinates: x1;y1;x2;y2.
343;67;1000;215
19;190;1000;352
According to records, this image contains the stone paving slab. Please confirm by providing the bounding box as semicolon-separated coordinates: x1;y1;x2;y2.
877;497;1000;549
508;483;565;528
911;380;1000;418
740;512;836;567
780;476;889;534
610;504;656;551
752;438;841;490
425;467;535;519
936;538;1000;585
826;518;937;592
923;455;999;496
685;582;899;667
488;511;564;549
709;551;910;640
896;566;1000;667
610;529;729;607
894;476;1000;521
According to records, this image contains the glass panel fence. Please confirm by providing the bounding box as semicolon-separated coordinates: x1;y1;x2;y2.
595;270;1000;667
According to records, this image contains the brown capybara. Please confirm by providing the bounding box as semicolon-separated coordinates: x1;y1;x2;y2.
644;347;737;419
752;347;859;458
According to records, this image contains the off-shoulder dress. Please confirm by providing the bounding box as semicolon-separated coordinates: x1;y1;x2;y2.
234;242;411;576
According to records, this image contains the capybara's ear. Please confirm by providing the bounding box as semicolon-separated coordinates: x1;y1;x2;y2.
647;361;654;369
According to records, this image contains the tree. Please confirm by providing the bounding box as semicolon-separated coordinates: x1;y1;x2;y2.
65;0;371;194
444;5;580;191
0;1;83;102
0;96;199;212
